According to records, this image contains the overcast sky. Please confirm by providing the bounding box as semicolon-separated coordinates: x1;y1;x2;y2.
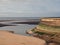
0;0;60;17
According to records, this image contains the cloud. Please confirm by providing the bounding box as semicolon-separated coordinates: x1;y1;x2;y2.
0;0;60;17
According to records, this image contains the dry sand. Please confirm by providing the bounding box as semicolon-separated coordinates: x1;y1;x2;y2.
0;30;46;45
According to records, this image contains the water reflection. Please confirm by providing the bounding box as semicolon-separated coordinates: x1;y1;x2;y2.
0;24;36;36
0;21;36;36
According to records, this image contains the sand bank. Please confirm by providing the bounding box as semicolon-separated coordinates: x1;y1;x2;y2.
0;30;46;45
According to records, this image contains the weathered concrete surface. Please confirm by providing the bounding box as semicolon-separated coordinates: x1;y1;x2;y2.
0;30;46;45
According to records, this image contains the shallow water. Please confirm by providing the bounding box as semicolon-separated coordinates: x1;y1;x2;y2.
0;17;38;36
0;24;36;36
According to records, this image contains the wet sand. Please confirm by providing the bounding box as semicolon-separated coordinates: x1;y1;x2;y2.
12;21;39;25
0;23;16;27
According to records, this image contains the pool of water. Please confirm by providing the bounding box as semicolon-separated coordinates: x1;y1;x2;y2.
0;24;36;36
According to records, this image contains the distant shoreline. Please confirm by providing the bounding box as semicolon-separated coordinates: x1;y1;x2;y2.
12;21;39;25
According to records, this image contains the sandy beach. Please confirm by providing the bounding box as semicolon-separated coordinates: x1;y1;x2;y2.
0;30;46;45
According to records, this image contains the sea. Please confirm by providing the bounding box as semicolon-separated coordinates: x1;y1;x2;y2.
0;17;40;36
